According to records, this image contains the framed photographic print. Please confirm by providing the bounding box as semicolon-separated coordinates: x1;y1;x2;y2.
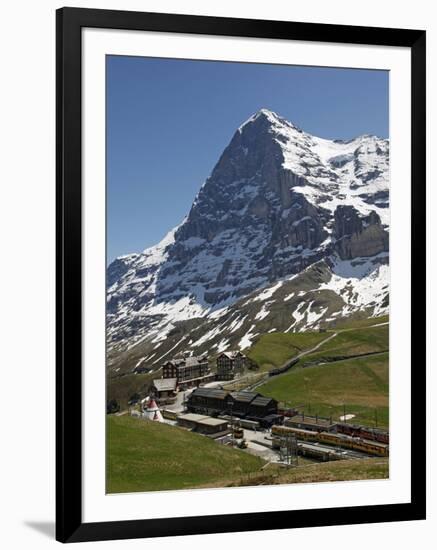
56;7;426;543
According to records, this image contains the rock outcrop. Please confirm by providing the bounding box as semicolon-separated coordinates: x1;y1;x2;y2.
333;206;389;260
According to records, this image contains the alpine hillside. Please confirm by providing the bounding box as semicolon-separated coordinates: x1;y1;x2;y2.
107;109;389;374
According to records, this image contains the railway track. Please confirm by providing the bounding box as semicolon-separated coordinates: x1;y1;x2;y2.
245;332;338;392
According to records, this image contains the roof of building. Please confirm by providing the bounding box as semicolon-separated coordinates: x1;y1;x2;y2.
189;388;229;400
218;350;245;360
177;413;227;427
153;378;177;392
231;391;259;403
250;395;276;407
185;357;206;367
189;388;278;409
165;355;209;368
177;413;209;423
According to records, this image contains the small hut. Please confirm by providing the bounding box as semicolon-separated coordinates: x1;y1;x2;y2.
142;398;163;422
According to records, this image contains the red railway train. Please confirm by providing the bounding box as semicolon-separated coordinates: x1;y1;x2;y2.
336;422;389;444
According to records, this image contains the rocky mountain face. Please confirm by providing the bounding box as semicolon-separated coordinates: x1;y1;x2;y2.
107;109;389;373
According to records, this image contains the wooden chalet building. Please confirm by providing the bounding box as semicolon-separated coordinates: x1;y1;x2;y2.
151;378;177;405
185;388;231;416
187;388;280;426
162;353;213;389
216;351;246;380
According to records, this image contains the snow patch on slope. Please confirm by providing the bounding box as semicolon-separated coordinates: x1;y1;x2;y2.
253;281;284;302
239;325;258;350
320;255;389;316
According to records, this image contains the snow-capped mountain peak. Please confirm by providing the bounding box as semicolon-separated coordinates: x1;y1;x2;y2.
107;110;389;371
238;108;295;131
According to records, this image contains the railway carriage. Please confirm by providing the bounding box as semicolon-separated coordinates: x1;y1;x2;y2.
336;422;389;444
271;425;388;457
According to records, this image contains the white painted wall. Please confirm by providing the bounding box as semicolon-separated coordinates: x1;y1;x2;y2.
0;0;435;548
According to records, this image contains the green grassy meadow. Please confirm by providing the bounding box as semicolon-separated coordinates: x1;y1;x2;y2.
301;324;388;364
258;352;389;427
107;415;264;493
247;318;389;428
223;458;389;487
107;416;387;493
247;331;330;370
329;315;389;331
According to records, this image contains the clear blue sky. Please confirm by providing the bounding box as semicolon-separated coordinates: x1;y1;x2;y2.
107;56;388;262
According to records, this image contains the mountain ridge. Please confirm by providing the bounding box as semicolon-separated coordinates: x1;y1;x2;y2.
107;109;389;372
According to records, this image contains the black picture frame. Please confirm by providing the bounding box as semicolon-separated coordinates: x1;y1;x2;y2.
56;6;426;543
